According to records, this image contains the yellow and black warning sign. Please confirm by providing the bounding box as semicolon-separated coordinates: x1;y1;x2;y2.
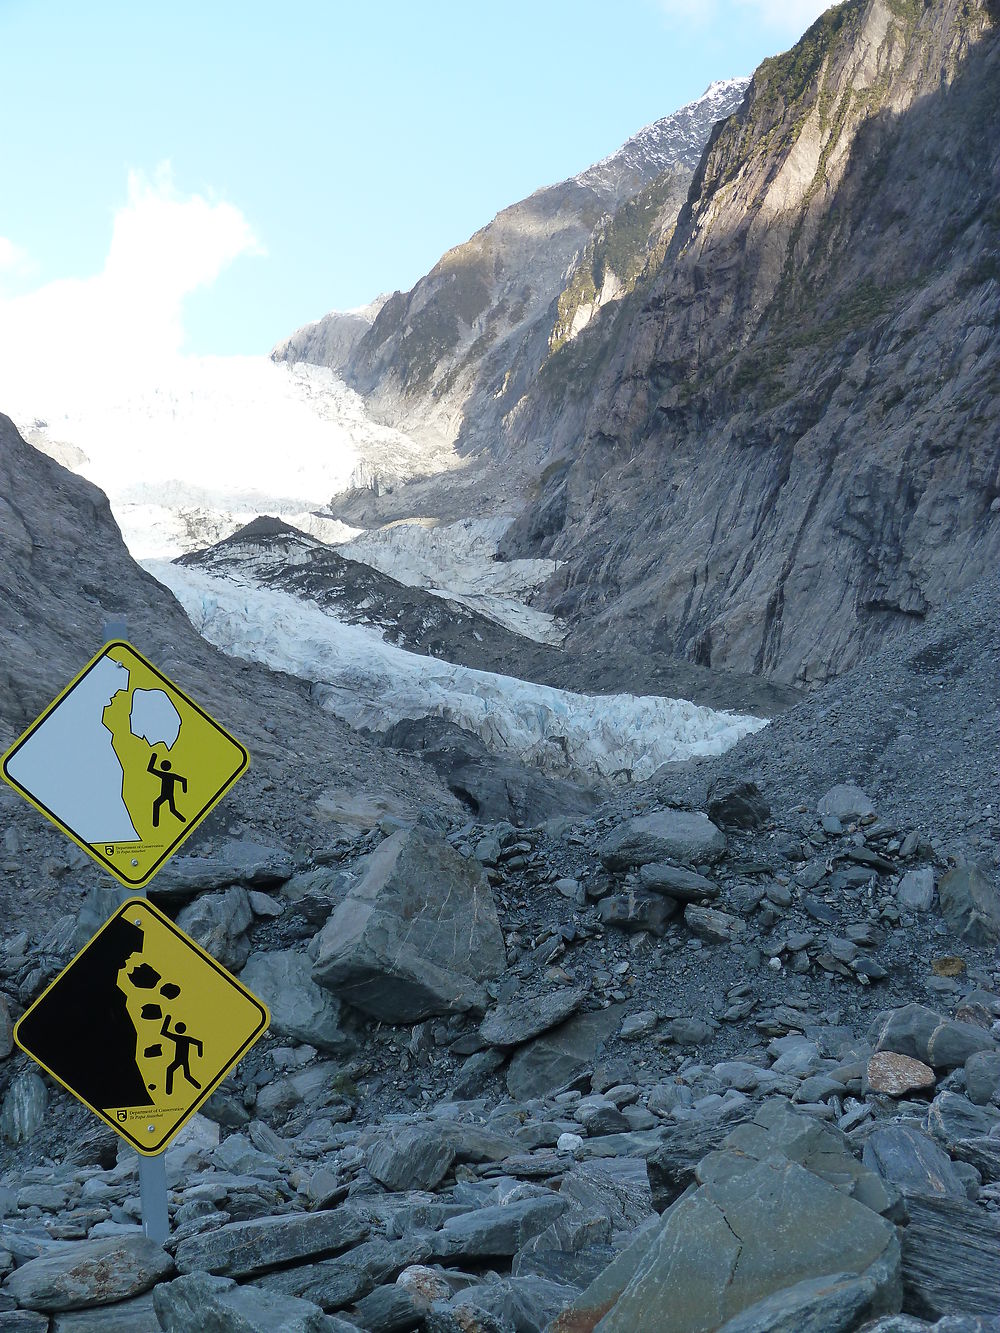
15;898;269;1154
1;641;249;887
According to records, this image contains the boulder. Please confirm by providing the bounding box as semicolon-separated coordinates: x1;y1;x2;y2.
599;811;726;871
638;863;720;902
684;904;746;943
714;1271;879;1332
312;828;506;1021
506;1007;623;1100
149;841;294;900
816;785;874;821
895;868;935;912
870;1003;996;1070
865;1052;935;1097
707;781;770;831
152;1272;341;1332
175;887;252;971
2;1236;172;1312
240;950;351;1054
0;1072;46;1144
0;995;12;1060
365;1126;456;1192
964;1049;1000;1106
900;1196;1000;1319
862;1125;968;1200
49;1293;159;1331
591;1157;900;1332
937;864;1000;945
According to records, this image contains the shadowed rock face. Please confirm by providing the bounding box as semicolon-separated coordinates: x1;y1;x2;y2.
498;0;1000;687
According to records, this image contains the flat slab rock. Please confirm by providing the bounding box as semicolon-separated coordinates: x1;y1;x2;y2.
480;988;587;1047
2;1236;173;1313
599;810;726;870
49;1292;159;1331
153;1272;350;1332
173;1209;367;1279
149;841;294;899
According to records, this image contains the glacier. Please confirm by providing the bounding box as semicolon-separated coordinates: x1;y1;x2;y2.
147;561;768;786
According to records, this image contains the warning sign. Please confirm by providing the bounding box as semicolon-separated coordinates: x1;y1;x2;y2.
1;641;249;887
14;898;269;1154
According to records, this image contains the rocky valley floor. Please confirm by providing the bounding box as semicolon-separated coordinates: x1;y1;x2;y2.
0;562;998;1331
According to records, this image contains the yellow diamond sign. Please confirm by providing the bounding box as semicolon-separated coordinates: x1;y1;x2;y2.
2;641;249;887
15;898;269;1154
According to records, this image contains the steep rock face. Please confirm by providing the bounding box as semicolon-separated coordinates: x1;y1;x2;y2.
276;83;749;460
501;0;1000;687
271;294;390;374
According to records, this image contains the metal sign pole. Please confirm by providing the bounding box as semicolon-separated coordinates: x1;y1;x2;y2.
103;619;169;1246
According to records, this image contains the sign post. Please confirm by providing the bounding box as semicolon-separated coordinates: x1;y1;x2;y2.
1;632;264;1244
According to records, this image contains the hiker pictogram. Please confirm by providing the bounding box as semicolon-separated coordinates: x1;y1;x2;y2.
13;898;268;1154
1;641;249;887
161;1014;203;1093
148;753;188;826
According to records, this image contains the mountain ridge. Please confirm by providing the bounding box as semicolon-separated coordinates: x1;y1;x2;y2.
496;0;1000;686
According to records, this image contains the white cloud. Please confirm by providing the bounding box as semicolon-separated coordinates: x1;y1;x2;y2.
658;0;833;33
0;164;262;404
0;236;30;273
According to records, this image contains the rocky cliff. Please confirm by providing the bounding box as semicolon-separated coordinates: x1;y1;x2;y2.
499;0;1000;687
275;81;749;467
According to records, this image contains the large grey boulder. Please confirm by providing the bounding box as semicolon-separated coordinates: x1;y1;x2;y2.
600;810;726;870
506;1006;623;1100
592;1157;900;1332
2;1236;172;1312
153;1272;347;1331
870;1003;997;1070
312;828;506;1022
240;950;351;1054
937;864;1000;945
175;887;253;971
173;1209;367;1279
365;1126;456;1192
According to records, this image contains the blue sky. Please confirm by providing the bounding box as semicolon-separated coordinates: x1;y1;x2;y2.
0;0;830;359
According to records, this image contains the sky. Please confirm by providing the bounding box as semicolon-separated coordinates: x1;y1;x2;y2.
0;0;832;363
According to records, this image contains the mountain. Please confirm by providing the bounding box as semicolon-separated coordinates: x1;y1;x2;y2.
274;80;750;482
496;0;1000;687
